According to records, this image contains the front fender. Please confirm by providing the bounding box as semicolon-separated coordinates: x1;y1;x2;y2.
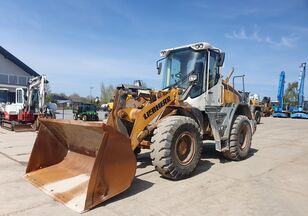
158;105;206;135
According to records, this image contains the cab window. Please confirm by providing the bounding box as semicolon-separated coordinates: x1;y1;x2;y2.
208;51;220;89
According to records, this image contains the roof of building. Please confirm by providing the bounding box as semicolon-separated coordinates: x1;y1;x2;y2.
0;46;40;77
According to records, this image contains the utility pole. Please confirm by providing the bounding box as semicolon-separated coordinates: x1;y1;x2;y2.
90;86;94;103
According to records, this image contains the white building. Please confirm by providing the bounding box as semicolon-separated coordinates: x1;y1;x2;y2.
0;46;39;103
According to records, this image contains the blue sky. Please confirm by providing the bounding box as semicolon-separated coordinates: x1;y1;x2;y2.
0;0;307;99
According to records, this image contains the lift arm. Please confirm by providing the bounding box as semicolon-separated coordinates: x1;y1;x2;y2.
25;75;47;113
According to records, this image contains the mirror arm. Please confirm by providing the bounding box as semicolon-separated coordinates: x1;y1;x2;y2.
179;83;195;101
156;57;165;75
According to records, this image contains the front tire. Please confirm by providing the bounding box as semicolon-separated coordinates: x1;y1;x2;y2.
150;116;202;180
82;115;87;121
255;111;261;124
223;115;252;161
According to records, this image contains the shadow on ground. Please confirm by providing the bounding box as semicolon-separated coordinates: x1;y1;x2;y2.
100;143;260;207
95;178;154;209
93;153;156;209
136;152;152;169
202;142;258;163
191;159;215;178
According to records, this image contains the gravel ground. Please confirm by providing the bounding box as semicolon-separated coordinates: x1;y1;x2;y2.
0;117;308;216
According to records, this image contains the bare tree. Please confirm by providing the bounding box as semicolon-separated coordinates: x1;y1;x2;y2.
45;83;52;103
100;82;116;103
284;81;298;106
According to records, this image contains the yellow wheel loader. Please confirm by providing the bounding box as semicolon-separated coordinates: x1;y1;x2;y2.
25;42;256;212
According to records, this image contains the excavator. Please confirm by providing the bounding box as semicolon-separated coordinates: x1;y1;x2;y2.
291;62;308;119
1;75;56;131
25;42;256;212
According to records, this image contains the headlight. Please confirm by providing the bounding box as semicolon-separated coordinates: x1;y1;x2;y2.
193;43;204;49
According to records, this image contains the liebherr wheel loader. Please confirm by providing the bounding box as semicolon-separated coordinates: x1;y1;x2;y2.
25;42;256;213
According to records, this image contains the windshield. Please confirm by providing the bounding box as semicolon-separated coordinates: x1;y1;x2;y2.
80;104;96;112
161;48;206;98
30;89;39;112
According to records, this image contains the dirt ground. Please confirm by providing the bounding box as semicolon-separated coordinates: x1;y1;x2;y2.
0;117;308;216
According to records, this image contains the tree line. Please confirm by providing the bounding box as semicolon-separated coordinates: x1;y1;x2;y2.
46;80;148;106
45;82;117;105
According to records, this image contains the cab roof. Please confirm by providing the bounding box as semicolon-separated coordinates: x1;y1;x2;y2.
160;42;221;57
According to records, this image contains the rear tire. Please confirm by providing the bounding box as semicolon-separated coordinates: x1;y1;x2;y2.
150;116;202;180
73;114;78;120
255;111;261;124
223;115;252;161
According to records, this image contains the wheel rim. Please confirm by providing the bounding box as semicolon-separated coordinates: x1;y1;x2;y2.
174;132;196;166
239;123;249;149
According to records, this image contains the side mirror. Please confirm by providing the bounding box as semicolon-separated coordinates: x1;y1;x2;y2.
188;74;198;84
157;62;162;75
217;52;225;67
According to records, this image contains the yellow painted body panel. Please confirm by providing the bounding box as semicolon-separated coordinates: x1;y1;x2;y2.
107;102;114;110
128;89;180;150
222;82;241;104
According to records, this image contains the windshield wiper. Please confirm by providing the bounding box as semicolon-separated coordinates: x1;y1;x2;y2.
172;70;195;88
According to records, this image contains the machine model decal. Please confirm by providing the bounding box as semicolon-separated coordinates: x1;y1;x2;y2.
143;96;171;120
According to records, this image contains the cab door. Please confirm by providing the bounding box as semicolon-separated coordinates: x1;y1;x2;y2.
206;51;222;106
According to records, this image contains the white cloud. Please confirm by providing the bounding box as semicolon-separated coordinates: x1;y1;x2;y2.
226;27;300;48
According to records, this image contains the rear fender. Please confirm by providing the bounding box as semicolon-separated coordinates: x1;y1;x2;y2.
223;104;256;145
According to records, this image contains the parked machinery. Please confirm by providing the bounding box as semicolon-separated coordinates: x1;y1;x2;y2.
249;94;262;124
72;103;99;121
25;42;256;212
1;75;57;131
291;62;308;119
101;80;146;113
0;89;7;123
0;103;4;122
260;96;273;117
273;71;289;118
248;94;273;122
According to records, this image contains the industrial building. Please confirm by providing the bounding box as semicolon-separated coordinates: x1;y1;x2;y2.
0;46;39;103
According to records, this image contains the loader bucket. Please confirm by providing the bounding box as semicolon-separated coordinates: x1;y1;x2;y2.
24;119;136;213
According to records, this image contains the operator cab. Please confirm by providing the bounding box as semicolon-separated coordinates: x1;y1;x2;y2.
29;89;40;113
157;42;225;109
